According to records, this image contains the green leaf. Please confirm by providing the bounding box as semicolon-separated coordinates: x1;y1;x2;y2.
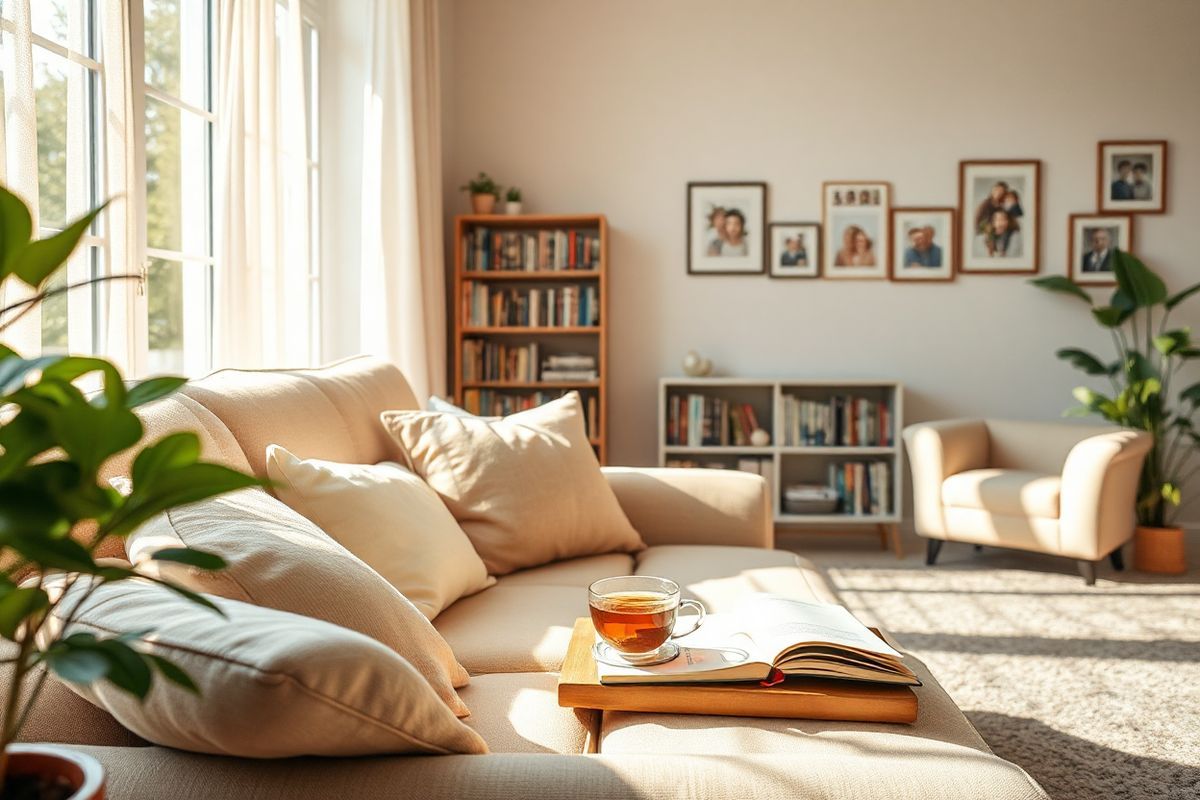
1176;348;1200;359
147;547;225;571
0;185;33;276
1112;250;1167;308
95;638;153;699
147;654;199;694
0;353;63;396
125;376;186;408
1029;275;1092;304
1154;329;1191;356
1092;306;1128;328
106;463;259;538
1125;351;1161;383
1161;483;1182;506
0;586;49;639
45;645;109;685
1072;387;1121;421
6;201;109;288
1180;382;1200;406
130;433;202;487
1166;280;1200;310
1055;348;1110;376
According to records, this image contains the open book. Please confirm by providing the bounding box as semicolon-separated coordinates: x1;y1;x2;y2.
595;595;920;686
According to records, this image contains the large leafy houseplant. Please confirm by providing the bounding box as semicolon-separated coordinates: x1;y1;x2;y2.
0;185;258;793
1031;249;1200;528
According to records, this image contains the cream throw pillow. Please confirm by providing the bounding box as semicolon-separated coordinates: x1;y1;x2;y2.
38;576;488;757
125;488;472;716
264;446;495;619
381;392;644;575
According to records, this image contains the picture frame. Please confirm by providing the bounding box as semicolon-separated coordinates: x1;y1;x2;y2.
821;181;890;280
768;222;820;278
1098;140;1167;215
890;208;956;282
686;182;767;275
1069;213;1134;286
958;159;1040;275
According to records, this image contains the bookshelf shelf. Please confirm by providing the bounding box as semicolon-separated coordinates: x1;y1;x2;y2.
454;214;609;463
658;378;904;557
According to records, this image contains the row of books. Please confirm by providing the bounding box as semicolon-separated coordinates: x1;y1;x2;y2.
665;394;764;447
781;395;892;447
541;353;597;382
460;342;598;384
461;389;599;441
829;461;891;516
463;227;601;272
462;282;599;328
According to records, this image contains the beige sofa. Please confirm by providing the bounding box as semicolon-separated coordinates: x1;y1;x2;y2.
904;418;1153;584
18;358;1048;799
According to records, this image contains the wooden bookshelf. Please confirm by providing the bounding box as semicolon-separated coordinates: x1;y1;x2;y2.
453;214;609;463
658;378;904;557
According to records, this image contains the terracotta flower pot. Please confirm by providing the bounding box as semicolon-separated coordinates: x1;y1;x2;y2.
1133;525;1187;574
470;193;497;214
3;744;105;800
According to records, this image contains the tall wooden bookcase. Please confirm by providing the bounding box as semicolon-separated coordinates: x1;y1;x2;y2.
452;214;609;463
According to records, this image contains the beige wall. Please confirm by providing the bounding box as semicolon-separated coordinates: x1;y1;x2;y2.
440;0;1200;480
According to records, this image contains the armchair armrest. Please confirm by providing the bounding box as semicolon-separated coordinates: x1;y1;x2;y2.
902;420;989;538
602;467;772;549
1059;429;1153;560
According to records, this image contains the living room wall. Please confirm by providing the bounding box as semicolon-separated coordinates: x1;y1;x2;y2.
440;0;1200;493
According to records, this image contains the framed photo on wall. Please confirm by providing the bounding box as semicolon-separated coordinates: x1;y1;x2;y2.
687;182;767;274
1069;213;1133;286
890;208;955;282
822;182;890;279
959;160;1040;274
768;222;820;278
1098;140;1167;214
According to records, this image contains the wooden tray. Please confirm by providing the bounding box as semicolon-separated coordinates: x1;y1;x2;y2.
557;618;917;724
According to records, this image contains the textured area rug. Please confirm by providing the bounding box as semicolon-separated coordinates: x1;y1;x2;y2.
782;531;1200;800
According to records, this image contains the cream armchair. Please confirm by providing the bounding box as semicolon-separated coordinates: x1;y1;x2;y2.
903;419;1153;585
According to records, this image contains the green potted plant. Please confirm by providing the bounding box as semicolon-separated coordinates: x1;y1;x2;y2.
1031;250;1199;574
460;172;501;214
0;186;259;798
504;187;523;216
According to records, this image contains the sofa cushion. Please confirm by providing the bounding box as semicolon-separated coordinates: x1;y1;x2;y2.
634;545;839;610
942;468;1061;518
39;577;488;757
381;392;644;575
126;488;472;716
458;672;598;754
265;446;494;619
435;585;583;674
499;553;635;587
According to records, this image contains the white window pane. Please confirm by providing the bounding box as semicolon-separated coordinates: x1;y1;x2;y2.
144;0;210;110
147;256;209;375
40;244;97;355
145;96;209;254
29;0;89;52
33;47;94;231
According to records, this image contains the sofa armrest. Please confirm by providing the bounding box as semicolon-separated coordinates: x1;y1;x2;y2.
902;420;989;539
602;467;772;549
1059;429;1153;560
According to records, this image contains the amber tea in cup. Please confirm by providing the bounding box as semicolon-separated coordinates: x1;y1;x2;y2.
588;576;705;665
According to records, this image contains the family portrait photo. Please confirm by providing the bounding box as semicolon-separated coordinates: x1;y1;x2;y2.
687;182;766;274
1098;140;1167;214
890;208;955;281
1069;213;1133;286
822;182;890;279
959;160;1040;274
768;222;820;278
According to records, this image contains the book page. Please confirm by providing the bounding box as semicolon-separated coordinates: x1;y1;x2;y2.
739;595;902;663
594;615;772;683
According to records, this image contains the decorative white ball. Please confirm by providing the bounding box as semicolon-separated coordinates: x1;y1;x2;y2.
682;350;712;377
750;428;770;447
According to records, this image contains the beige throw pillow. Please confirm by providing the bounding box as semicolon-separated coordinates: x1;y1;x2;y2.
125;488;472;716
381;392;644;575
38;577;488;757
265;446;495;619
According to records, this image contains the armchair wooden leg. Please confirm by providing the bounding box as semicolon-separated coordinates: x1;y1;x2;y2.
1109;548;1125;571
925;539;943;566
1077;559;1097;586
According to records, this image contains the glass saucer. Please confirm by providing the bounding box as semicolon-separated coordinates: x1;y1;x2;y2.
592;640;680;667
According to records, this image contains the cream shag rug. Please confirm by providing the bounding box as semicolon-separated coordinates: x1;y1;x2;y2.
782;531;1200;800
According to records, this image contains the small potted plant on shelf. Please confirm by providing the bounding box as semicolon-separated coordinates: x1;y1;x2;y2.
0;186;259;798
1032;250;1200;574
504;187;523;215
460;172;501;214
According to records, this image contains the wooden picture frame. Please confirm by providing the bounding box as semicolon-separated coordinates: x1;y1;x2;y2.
1069;213;1134;286
821;181;891;280
1097;140;1167;215
889;208;956;282
958;159;1041;275
687;182;767;275
768;222;820;278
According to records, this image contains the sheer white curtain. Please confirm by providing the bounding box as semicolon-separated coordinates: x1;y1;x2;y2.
214;0;311;369
360;0;446;401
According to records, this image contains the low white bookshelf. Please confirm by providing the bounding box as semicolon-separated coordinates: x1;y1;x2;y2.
658;378;904;556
